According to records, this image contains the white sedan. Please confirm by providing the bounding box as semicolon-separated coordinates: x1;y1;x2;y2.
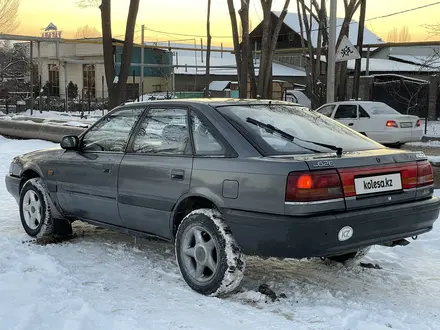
315;101;423;147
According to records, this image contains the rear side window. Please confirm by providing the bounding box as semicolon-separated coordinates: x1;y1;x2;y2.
190;110;225;156
359;106;370;118
365;102;400;115
334;105;357;119
216;104;383;155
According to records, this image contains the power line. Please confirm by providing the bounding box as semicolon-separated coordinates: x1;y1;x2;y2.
366;1;440;21
144;1;440;39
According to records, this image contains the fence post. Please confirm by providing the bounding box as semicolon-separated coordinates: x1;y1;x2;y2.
88;91;91;115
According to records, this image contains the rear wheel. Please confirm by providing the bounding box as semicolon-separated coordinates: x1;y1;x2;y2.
175;208;245;296
327;246;371;263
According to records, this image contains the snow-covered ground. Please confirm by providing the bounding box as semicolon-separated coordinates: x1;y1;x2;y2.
1;137;440;329
0;110;105;128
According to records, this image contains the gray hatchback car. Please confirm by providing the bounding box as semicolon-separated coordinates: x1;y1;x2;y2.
5;99;440;296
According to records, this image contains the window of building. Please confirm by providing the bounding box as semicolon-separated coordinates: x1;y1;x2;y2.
83;64;96;98
48;64;60;96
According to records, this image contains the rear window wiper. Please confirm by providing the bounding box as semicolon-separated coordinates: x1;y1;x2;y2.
246;117;343;157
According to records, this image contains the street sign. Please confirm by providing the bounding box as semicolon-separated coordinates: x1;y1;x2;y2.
335;35;361;62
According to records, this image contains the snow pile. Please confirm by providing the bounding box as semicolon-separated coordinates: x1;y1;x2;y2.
408;140;440;148
0;110;102;128
1;137;440;329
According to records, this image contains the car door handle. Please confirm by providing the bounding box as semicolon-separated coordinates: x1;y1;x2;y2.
348;123;354;126
171;169;185;180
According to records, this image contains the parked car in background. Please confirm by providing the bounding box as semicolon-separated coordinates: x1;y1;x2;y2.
315;101;423;148
5;99;439;297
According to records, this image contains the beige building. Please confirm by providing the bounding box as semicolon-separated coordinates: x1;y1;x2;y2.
32;39;172;100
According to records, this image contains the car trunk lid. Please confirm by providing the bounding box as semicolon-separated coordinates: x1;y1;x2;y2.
280;148;433;213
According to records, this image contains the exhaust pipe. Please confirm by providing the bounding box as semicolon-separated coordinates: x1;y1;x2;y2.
380;239;410;247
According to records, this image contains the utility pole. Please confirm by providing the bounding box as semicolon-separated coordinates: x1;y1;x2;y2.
326;0;337;103
140;24;145;101
352;0;366;100
29;41;34;115
204;0;212;97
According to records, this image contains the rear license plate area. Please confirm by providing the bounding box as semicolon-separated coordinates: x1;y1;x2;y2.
354;173;402;196
400;122;412;128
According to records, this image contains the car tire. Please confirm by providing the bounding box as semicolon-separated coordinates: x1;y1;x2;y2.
175;208;245;296
19;178;71;238
327;246;371;263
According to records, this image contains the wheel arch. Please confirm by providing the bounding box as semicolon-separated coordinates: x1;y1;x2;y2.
19;167;43;192
170;192;224;239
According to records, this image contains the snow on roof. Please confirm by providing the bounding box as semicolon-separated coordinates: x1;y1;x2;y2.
346;58;436;73
273;11;384;48
320;55;434;73
209;81;230;91
145;42;306;77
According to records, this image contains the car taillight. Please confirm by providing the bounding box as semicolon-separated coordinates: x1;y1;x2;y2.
416;119;421;127
417;161;434;187
286;170;343;202
386;120;398;128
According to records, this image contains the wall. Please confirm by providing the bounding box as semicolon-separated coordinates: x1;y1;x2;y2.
174;74;307;93
372;45;440;59
32;42;174;100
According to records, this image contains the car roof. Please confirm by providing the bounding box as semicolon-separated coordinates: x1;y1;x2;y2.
124;98;304;108
322;101;383;106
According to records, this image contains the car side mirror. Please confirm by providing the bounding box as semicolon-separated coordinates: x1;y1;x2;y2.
60;135;80;150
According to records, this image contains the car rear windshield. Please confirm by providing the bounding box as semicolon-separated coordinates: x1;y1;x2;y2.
364;103;400;115
216;104;384;155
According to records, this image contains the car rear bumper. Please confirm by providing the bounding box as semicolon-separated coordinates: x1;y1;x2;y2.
223;197;440;259
5;174;21;204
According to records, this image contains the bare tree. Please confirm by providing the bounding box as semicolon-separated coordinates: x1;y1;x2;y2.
0;0;20;33
227;0;249;98
387;26;411;42
75;25;101;38
257;0;291;99
227;0;290;99
78;0;140;109
296;0;361;106
204;0;212;97
0;42;28;82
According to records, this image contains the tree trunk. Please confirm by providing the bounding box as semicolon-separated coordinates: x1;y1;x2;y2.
204;0;212;97
239;1;250;98
296;0;313;104
335;0;361;101
248;41;257;98
115;0;140;106
263;0;290;99
257;0;272;98
99;0;117;109
227;0;243;93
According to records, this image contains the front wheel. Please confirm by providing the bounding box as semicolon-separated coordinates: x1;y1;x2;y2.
19;178;72;238
175;209;245;296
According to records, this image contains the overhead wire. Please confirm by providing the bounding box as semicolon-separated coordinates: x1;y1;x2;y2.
142;1;440;39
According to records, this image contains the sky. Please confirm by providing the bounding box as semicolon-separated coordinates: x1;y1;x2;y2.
14;0;440;46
